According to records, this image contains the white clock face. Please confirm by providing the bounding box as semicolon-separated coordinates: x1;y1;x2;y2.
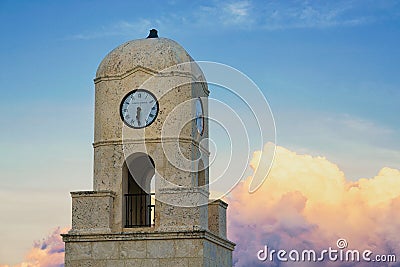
120;89;159;128
195;97;204;135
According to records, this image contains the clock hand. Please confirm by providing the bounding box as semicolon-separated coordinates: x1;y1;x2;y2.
136;107;141;126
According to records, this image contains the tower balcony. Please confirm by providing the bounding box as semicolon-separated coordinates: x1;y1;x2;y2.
124;193;155;228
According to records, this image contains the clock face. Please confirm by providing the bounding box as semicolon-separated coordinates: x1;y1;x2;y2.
120;89;159;128
195;97;204;135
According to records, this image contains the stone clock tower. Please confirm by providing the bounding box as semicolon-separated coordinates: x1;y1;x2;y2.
62;30;235;266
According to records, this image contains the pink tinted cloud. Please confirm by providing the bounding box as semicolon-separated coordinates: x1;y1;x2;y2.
228;144;400;266
2;145;400;267
0;227;68;267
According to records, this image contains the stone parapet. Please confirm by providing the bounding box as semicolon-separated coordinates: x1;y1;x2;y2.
69;190;116;234
208;199;228;239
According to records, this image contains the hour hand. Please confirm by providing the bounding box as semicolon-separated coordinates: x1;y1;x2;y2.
136;107;141;126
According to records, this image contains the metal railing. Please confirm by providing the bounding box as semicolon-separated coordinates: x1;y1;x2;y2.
124;193;155;227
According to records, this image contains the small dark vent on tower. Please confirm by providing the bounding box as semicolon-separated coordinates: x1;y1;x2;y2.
147;29;158;38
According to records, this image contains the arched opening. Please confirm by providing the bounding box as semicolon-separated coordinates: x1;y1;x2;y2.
198;159;206;187
123;153;155;227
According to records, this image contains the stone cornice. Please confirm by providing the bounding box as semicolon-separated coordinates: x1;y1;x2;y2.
94;65;210;95
62;230;235;251
92;137;210;155
209;198;229;209
70;190;116;198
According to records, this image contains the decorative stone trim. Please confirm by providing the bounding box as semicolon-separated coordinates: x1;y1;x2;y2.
92;137;210;155
94;65;210;95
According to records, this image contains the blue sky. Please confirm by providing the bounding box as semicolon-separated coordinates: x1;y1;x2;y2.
0;0;399;265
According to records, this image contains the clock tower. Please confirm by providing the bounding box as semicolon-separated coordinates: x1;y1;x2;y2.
62;30;235;266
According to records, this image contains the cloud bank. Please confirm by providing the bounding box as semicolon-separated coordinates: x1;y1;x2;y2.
3;144;400;266
0;228;67;267
228;144;400;266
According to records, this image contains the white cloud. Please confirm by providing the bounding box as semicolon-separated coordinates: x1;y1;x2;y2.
226;1;250;17
65;0;398;40
260;1;374;30
339;114;393;135
221;1;253;26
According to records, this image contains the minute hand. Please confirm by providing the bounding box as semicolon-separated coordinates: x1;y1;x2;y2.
136;107;141;126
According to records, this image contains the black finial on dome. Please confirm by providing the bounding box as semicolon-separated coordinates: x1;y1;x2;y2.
147;29;158;38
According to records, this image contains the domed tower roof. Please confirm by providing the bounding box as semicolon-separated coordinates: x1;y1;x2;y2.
96;30;194;79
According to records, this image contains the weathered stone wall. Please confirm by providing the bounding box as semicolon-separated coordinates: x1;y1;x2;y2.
91;141;210;232
92;68;210;232
204;239;233;267
64;231;234;267
208;199;228;239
